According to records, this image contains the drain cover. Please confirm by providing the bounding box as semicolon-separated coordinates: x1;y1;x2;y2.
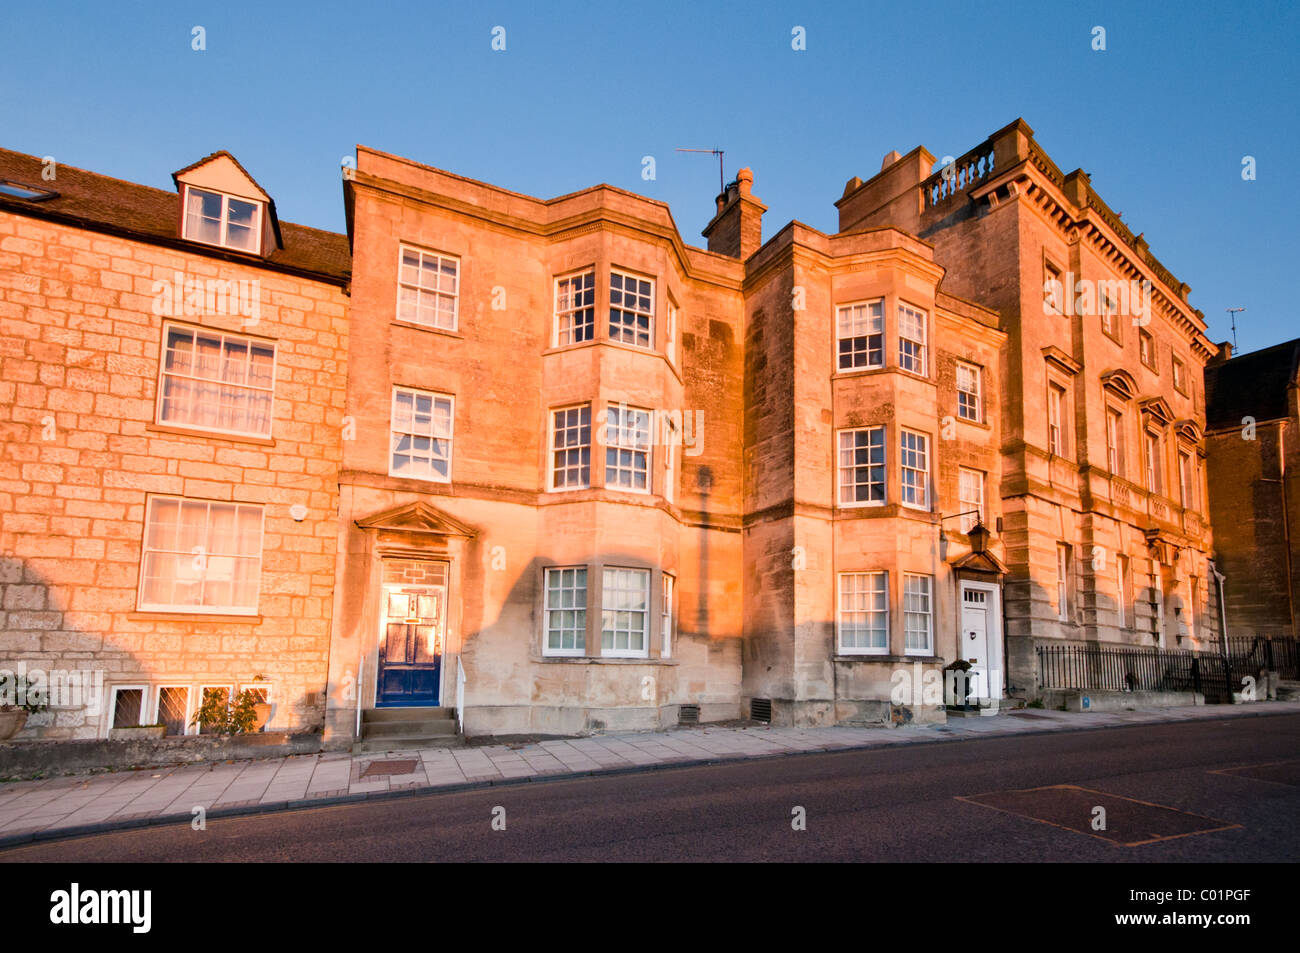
957;784;1238;847
360;759;420;779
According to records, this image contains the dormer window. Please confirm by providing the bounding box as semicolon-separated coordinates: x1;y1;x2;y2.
183;186;261;252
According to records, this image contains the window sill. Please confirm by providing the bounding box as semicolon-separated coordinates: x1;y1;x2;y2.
392;319;462;339
128;612;262;624
832;365;887;379
387;470;451;486
955;416;992;432
533;655;677;665
834;654;944;664
146;422;275;447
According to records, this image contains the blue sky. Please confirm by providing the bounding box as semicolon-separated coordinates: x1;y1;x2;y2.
2;0;1296;352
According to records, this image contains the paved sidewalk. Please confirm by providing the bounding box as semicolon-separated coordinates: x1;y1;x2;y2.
1;700;1296;847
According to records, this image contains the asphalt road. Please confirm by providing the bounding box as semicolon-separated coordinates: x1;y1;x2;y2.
4;713;1298;862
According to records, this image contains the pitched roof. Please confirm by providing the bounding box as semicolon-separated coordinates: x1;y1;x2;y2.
171;150;271;199
0;147;350;284
1204;338;1300;429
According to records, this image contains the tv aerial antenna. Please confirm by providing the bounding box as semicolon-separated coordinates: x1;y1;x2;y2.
1226;307;1245;350
675;147;726;194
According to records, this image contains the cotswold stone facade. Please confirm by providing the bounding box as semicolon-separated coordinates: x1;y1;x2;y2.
0;149;349;740
1;117;1221;747
833;120;1221;693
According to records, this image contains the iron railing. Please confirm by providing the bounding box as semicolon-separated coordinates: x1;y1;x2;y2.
1224;635;1300;680
1038;637;1299;702
1037;643;1236;701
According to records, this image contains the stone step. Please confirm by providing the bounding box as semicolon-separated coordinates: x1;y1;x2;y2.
363;707;455;723
352;734;464;754
363;718;457;738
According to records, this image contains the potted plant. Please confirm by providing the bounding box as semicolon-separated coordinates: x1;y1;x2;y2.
0;674;49;741
249;675;272;732
944;658;975;710
191;687;262;735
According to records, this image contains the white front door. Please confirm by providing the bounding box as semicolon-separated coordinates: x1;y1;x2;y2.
960;583;1003;699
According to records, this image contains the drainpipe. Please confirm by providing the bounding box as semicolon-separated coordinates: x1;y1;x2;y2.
355;654;364;740
1210;559;1228;657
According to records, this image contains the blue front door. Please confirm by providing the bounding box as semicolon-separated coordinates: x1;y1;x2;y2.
377;586;442;707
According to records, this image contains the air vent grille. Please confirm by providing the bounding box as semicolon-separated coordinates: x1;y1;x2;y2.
678;704;700;725
750;697;772;723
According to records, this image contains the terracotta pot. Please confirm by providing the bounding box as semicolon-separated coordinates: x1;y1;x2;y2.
0;708;29;741
252;702;273;731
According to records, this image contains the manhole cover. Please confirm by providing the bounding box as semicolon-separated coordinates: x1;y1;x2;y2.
1211;760;1300;787
957;784;1238;847
360;759;420;779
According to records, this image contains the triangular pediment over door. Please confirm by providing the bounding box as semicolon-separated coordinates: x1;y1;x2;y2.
354;500;478;539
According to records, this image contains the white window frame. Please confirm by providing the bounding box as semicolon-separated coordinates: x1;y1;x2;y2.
182;185;262;253
897;302;928;376
838;426;886;507
1057;543;1072;622
958;467;985;533
603;403;652;493
396;244;460;332
661;573;675;659
902;573;933;656
956;361;982;422
1100;293;1117;337
600;567;650;659
1144;430;1163;495
836;299;884;372
156;322;277;439
1044;261;1064;315
1139;328;1156;369
1172;355;1186;393
108;684;149;733
1178;450;1194;508
548;403;591;491
899;428;930;510
1106;406;1125;476
554;269;596;347
609;269;654;349
154;684;193;736
837;571;889;655
137;495;265;615
1047;383;1066;456
543;566;587;657
389;386;454;483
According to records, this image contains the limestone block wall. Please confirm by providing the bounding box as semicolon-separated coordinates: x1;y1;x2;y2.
0;210;348;739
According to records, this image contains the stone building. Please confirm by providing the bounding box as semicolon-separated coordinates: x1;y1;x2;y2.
835;120;1220;695
1;117;1220;746
0;148;350;739
1204;339;1300;637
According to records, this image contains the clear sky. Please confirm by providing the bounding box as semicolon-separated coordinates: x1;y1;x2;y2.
2;0;1296;353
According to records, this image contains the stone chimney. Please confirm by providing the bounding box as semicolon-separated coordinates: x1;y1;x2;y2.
1208;341;1234;365
702;167;765;260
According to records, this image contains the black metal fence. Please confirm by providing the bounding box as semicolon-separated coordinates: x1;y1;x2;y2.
1037;643;1233;699
1035;638;1300;701
1225;635;1300;680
